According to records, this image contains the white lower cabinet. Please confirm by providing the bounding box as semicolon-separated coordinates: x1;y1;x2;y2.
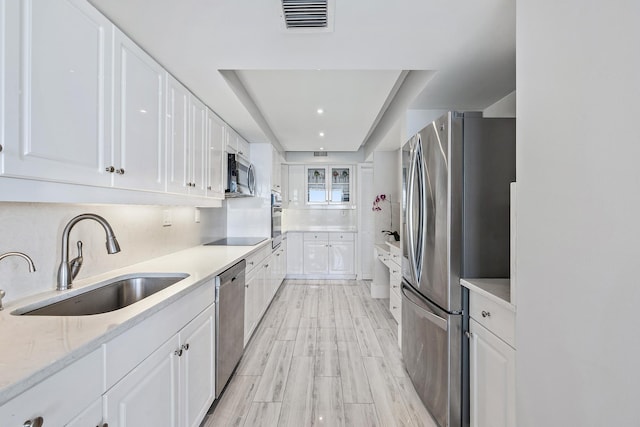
0;348;103;426
469;319;516;427
467;286;516;427
286;232;304;275
328;240;355;275
304;239;329;275
179;305;215;427
104;304;215;427
104;335;180;427
298;232;355;278
243;244;287;345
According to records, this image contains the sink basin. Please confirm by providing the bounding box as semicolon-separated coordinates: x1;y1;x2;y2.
15;273;189;316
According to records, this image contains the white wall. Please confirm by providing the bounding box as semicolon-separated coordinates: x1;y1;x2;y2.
516;2;640;426
0;203;225;304
372;151;400;244
285;150;366;164
483;91;516;118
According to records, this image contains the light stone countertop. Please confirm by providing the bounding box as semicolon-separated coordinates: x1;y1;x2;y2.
460;278;515;312
284;226;357;232
0;241;270;405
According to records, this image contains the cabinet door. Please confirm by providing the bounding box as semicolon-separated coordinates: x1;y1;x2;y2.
206;109;225;199
328;241;354;275
244;270;258;345
104;335;180;427
287;165;305;208
2;0;112;186
469;319;516;427
180;305;215;427
113;29;164;192
305;166;328;204
166;76;189;194
328;165;353;204
287;232;304;275
237;135;250;158
304;241;329;274
281;164;289;207
189;95;206;196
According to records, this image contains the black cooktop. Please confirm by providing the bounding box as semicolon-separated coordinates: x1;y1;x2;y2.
204;237;267;246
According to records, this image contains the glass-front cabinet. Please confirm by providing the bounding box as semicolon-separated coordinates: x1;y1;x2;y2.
305;165;353;205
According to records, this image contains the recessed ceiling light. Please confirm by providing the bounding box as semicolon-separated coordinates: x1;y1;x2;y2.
319;131;325;137
317;108;324;115
320;147;324;150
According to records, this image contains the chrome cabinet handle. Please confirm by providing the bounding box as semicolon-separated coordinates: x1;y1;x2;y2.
115;168;125;175
207;186;212;190
105;166;115;173
182;343;190;351
0;144;3;152
175;348;183;357
23;417;44;427
465;331;473;339
481;310;491;318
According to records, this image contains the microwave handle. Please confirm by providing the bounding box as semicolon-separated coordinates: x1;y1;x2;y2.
248;164;256;195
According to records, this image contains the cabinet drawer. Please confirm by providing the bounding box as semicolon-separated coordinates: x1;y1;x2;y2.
375;246;389;261
389;251;401;266
390;271;402;294
469;290;515;348
304;232;328;241
329;232;354;242
0;348;103;426
389;288;402;323
246;246;270;273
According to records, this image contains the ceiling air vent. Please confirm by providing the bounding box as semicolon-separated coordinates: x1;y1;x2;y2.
313;151;328;157
281;0;333;31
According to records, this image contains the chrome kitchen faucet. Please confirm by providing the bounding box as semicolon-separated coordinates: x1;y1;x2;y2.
57;213;121;291
0;252;36;310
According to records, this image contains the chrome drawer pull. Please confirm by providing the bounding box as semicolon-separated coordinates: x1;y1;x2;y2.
481;310;491;318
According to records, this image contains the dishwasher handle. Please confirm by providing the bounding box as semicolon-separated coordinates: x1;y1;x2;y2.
215;259;246;303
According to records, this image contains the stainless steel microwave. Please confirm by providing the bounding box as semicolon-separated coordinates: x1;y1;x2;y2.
226;153;255;198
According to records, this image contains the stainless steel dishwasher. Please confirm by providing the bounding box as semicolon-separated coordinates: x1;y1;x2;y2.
215;259;246;397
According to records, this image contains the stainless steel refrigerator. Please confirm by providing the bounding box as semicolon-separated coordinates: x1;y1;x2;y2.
401;112;515;427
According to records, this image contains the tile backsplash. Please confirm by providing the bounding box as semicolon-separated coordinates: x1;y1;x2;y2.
0;203;225;304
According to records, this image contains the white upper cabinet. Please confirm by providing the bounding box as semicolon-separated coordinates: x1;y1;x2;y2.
112;28;164;192
1;0;112;185
188;95;206;196
226;128;249;158
304;165;354;206
206;109;225;199
271;150;282;192
165;75;189;194
287;164;305;208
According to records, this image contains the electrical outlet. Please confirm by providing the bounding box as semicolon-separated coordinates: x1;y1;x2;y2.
162;209;172;227
194;208;201;223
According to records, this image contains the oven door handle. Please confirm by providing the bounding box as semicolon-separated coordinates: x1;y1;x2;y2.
401;283;448;331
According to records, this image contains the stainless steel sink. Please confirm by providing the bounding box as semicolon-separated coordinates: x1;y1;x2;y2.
15;273;189;316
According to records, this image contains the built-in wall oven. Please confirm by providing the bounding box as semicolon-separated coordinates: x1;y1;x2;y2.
271;191;282;249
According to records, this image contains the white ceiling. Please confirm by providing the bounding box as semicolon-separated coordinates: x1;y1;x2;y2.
89;0;515;153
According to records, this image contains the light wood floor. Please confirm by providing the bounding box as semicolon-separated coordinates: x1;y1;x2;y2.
201;279;437;427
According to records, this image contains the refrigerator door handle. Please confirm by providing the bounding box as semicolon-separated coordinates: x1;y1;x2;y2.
402;283;448;331
407;138;423;285
406;142;417;284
